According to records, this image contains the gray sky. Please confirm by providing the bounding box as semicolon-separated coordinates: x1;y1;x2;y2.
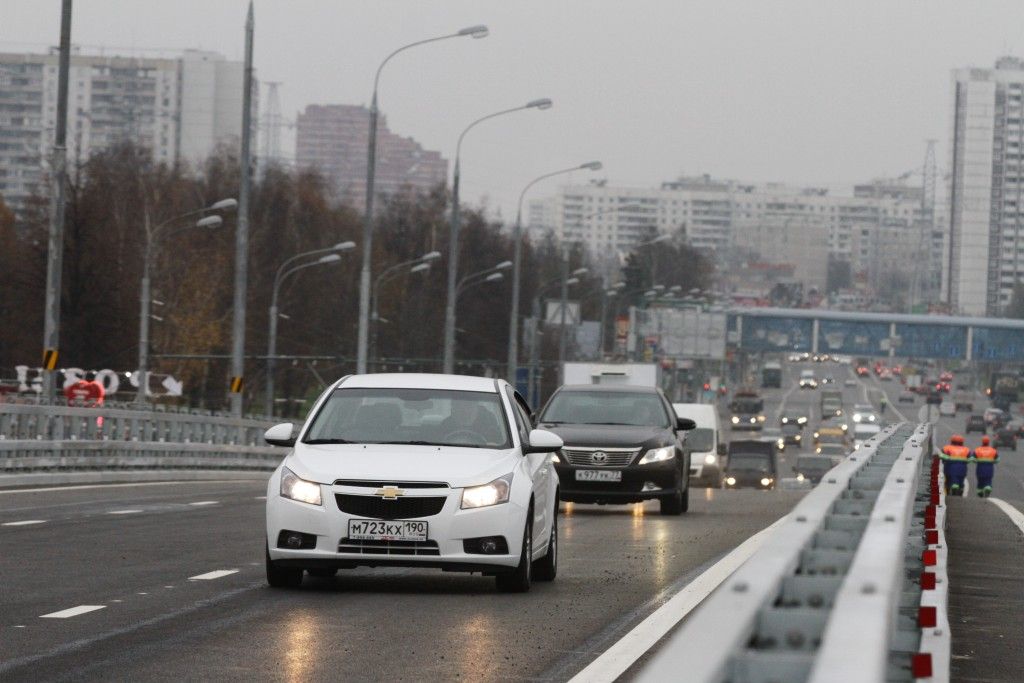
5;1;1024;218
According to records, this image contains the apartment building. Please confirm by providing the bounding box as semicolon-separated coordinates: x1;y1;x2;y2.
0;49;247;213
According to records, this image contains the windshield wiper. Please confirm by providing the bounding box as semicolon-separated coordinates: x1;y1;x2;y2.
303;438;351;444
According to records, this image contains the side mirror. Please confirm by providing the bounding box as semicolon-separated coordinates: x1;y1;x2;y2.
264;422;296;447
676;417;697;431
717;443;727;456
524;428;563;454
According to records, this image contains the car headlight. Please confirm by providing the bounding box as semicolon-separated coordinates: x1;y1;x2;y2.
813;431;820;439
794;434;802;441
760;477;773;487
704;453;717;465
461;474;512;509
868;415;876;422
757;415;766;422
781;417;789;424
280;467;322;506
853;415;862;422
731;416;740;424
798;417;807;424
552;453;561;463
777;439;785;449
796;473;805;481
841;424;848;431
725;476;737;486
639;446;675;465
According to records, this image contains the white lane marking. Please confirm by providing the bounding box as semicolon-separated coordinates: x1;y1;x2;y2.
989;498;1024;535
164;585;174;589
0;480;263;495
13;625;26;628
254;495;267;500
107;509;143;515
188;501;218;506
137;592;148;595
568;516;788;683
40;605;106;619
109;600;122;603
189;569;239;581
2;519;47;527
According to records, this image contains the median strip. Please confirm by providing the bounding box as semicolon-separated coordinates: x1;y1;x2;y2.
40;605;106;619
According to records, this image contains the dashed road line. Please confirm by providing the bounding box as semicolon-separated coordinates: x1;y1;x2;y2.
0;480;262;495
189;569;239;581
188;500;219;506
107;509;143;515
2;519;47;527
40;605;106;619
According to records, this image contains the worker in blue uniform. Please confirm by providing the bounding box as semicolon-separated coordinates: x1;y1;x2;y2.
972;436;999;498
940;434;971;496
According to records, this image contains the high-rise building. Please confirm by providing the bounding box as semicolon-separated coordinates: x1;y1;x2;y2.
530;175;939;306
0;49;248;214
948;57;1024;316
295;104;448;206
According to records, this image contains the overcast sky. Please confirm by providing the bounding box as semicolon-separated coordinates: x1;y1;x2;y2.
4;1;1024;219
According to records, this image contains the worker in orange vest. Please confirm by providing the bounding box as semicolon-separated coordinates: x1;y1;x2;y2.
940;434;971;496
972;436;999;498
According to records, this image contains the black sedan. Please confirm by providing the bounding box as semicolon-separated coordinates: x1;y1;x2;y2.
722;440;777;490
538;384;696;515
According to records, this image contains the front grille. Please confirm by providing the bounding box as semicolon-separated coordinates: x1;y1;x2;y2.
333;479;449;489
335;494;447;519
563;447;640;467
338;538;440;556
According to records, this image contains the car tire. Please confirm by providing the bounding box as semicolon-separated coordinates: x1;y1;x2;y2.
266;543;303;588
660;468;688;515
532;501;558;582
496;513;533;593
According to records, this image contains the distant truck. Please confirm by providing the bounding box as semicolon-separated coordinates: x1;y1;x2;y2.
761;361;782;389
820;389;843;417
989;372;1021;411
562;362;660;388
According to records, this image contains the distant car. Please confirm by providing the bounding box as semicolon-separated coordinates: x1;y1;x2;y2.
723;440;777;490
856;366;870;377
794;454;836;485
965;415;986;434
821;376;835;385
993;427;1017;451
798;369;818;390
898;391;916;404
851;404;877;424
939;401;956;417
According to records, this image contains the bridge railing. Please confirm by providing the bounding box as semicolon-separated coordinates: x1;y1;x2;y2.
639;422;946;683
0;403;286;473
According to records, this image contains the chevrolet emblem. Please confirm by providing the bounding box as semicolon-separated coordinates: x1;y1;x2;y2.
375;485;404;500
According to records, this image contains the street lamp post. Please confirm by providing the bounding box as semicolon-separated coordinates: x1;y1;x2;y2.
557;256;589;385
370;250;440;364
265;242;355;416
443;98;553;374
528;275;580;404
507;161;602;385
136;199;237;405
357;25;488;376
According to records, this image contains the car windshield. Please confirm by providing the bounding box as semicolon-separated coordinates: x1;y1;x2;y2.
732;398;763;412
302;388;511;449
686;427;715;451
541;391;670;427
728;453;773;472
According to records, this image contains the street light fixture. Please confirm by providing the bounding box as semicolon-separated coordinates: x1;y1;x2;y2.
443;98;553;374
265;244;355;415
370;250;442;364
134;198;235;405
356;26;490;375
508;159;604;383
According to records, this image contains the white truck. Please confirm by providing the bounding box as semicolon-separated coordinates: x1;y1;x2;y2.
561;362;661;387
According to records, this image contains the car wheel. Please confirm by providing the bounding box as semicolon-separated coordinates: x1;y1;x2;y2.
532;501;558;582
266;543;303;588
660;468;688;515
495;513;533;593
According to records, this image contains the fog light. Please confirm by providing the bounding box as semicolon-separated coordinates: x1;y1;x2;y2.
463;536;509;555
277;529;316;550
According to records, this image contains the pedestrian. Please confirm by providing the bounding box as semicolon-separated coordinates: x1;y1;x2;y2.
940;434;971;496
879;397;888;416
972;435;999;498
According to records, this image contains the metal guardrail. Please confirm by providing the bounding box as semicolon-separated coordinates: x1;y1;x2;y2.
640;423;945;683
0;403;284;473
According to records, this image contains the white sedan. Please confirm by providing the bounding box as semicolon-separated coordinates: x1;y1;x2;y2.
264;373;562;592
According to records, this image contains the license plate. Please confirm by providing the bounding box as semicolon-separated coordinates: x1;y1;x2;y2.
347;519;428;542
575;469;622;482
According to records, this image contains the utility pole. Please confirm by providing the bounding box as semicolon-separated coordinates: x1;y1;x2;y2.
40;0;72;402
229;1;254;416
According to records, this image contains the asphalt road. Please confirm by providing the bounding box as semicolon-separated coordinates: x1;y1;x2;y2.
0;360;900;682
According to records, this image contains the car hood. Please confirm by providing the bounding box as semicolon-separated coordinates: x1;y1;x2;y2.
537;423;673;449
286;444;519;488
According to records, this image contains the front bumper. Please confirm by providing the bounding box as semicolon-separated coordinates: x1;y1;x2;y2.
554;459;681;504
722;475;775;490
266;483;527;573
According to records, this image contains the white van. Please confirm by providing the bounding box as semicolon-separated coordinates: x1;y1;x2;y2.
673;402;724;487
